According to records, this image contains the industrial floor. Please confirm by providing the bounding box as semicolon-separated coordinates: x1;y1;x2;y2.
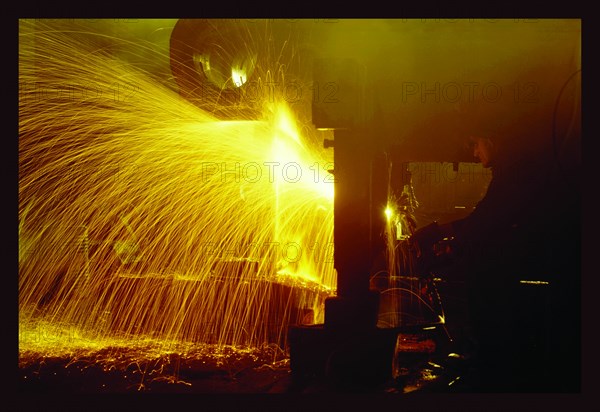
15;280;581;411
17;335;466;393
17;281;472;396
15;341;578;412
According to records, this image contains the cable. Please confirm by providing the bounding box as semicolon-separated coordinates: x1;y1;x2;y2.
551;68;581;190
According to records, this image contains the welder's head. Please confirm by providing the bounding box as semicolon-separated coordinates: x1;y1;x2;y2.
468;135;496;168
460;100;546;168
458;110;506;168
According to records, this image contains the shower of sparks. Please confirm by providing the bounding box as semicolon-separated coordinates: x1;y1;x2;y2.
18;19;336;358
375;173;441;329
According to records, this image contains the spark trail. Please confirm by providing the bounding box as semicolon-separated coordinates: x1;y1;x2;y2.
19;19;336;354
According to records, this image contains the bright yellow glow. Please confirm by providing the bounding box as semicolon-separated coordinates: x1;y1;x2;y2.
270;103;334;201
275;104;301;145
18;20;335;354
231;67;247;87
385;206;393;221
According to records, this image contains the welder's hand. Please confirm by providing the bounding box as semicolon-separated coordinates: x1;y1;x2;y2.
409;222;442;257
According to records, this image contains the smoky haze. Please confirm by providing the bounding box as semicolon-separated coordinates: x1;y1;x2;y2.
302;19;580;163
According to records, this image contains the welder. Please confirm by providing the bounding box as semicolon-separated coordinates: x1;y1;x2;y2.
410;126;579;392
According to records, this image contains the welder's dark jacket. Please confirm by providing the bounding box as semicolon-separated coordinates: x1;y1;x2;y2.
447;151;580;389
450;153;551;287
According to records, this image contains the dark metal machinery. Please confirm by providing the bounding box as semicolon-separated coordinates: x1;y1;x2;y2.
288;58;441;385
286;58;469;386
287;134;400;385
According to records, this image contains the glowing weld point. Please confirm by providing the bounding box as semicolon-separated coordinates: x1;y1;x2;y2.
231;68;247;87
385;206;393;221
